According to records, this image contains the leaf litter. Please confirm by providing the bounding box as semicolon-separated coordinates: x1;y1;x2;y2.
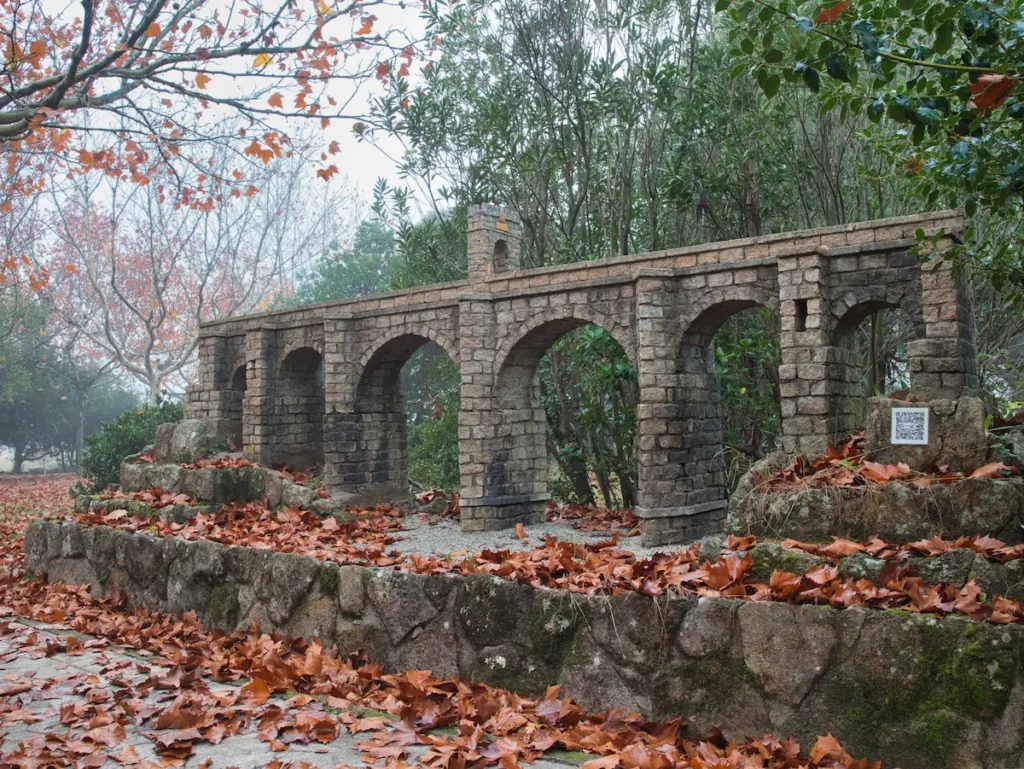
2;472;1023;768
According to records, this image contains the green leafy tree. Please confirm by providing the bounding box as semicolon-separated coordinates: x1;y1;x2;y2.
721;0;1024;296
81;401;184;491
292;221;396;305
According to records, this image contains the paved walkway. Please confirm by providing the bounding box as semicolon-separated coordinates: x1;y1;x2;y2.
0;615;575;769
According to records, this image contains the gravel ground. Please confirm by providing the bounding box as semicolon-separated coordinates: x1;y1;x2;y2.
390;515;702;560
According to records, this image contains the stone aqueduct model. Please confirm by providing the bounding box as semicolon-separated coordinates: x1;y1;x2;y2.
187;206;977;545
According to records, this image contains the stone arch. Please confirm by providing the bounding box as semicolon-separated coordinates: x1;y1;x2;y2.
494;305;635;377
670;289;779;510
339;332;460;493
273;346;325;470
277;338;325;370
828;291;925;433
356;325;460;379
482;313;636;515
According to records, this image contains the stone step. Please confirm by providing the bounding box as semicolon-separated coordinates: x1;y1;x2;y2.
23;520;1024;769
118;458;334;513
728;476;1024;543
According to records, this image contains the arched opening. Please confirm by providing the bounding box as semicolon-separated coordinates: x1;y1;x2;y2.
231;364;247;392
347;335;460;495
492;239;509;273
676;301;779;498
832;303;921;434
488;318;638;511
275;347;324;470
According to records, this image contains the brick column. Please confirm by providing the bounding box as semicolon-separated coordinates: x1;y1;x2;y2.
634;271;725;546
184;336;218;420
908;246;979;396
242;328;276;465
322;317;353;494
467;204;521;280
777;246;834;455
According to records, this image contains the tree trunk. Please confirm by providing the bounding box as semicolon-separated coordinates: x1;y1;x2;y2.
13;444;24;474
75;391;89;470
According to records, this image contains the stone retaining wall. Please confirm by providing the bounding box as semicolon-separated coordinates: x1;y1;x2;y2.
728;477;1024;544
25;521;1024;769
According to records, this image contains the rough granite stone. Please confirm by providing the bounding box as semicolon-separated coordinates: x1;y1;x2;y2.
168;419;210;464
865;395;989;472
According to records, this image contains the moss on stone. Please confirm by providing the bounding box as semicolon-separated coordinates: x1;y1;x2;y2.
317;563;340;596
662;651;762;716
839;619;1016;767
207;584;240;630
527;593;579;667
747;543;824;582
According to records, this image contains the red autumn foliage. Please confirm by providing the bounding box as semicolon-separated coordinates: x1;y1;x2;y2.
753;432;1019;492
815;0;849;23
968;74;1017;112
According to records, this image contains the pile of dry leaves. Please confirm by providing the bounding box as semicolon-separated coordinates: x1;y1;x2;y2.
546;502;639;536
73;501;1024;624
99;488;196;509
754;432;1018;491
0;582;880;769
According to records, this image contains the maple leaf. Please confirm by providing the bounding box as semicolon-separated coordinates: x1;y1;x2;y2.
316;165;338;181
195;73;211;90
357;15;377;36
268;92;284;109
968;462;1015;479
815;1;848;23
254;53;273;68
144;22;161;37
968;74;1016;113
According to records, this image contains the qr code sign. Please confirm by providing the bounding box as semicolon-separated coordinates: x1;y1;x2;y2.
891;407;929;445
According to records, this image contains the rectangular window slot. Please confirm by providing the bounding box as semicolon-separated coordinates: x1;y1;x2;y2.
795;299;808;332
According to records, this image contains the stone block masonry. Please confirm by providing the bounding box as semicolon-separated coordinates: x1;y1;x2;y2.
25;520;1024;769
186;206;976;546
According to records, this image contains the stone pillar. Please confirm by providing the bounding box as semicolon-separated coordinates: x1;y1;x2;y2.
459;206;545;531
634;271;725;546
457;293;547;531
184;335;218;421
242;328;276;465
908;249;979;397
467;204;521;281
777;246;834;455
186;335;245;448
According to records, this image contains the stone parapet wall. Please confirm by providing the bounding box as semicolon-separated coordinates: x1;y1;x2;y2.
25;521;1024;769
187;209;978;545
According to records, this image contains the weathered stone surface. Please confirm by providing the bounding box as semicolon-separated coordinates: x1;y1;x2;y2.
912;548;975;586
365;569;440;644
153;423;175;463
865;395;989;472
738;603;837;712
728;478;1024;543
27;520;1024;769
253;552;318;625
747;542;826;582
971;554;1024;604
167;419;210;464
837;553;885;582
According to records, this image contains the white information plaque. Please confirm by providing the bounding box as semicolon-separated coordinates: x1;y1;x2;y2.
890;406;929;445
